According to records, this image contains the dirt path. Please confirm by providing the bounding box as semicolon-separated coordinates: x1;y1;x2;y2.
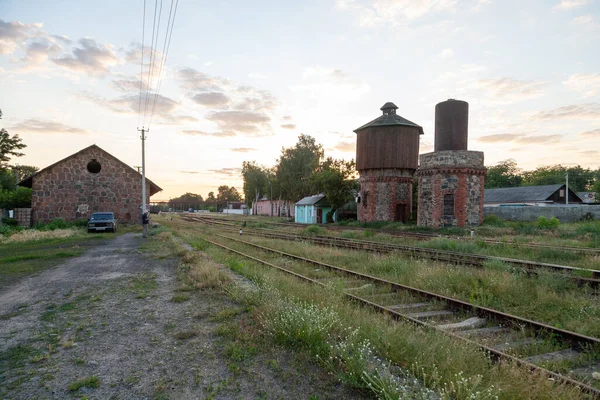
0;233;365;399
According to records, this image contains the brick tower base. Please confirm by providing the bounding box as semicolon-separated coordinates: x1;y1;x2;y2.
417;150;486;228
358;169;413;223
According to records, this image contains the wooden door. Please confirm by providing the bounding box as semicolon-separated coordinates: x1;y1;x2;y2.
316;208;323;223
395;204;406;223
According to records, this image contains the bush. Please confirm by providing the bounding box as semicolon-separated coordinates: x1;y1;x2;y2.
1;217;18;227
482;214;507;227
34;218;85;231
0;187;32;209
304;225;324;236
537;216;560;230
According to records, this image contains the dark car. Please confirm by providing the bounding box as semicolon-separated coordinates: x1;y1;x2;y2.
88;212;117;233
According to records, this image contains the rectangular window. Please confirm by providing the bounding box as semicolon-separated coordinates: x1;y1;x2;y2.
443;194;455;217
559;189;565;197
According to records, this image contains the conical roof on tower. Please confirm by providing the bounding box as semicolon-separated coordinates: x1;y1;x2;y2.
354;102;424;134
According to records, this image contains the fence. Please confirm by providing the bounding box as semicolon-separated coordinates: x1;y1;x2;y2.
483;205;600;223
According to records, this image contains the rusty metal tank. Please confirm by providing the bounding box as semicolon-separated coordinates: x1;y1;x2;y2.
434;99;468;151
354;102;423;172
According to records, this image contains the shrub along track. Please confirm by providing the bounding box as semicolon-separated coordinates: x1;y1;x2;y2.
186;216;600;287
192;214;600;256
191;228;600;399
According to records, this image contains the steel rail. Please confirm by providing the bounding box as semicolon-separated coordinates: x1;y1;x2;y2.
185;216;600;284
190;214;600;255
198;234;600;399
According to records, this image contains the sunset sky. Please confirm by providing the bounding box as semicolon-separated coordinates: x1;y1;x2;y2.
1;0;599;200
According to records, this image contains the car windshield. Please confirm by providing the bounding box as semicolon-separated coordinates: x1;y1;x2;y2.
90;213;114;221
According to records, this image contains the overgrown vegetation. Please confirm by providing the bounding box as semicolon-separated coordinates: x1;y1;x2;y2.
160;215;593;399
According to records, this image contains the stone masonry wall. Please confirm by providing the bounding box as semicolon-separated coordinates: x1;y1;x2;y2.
417;150;486;228
31;147;149;224
358;169;413;222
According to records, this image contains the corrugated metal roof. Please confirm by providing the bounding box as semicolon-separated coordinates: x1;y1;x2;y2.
295;194;330;206
484;184;564;203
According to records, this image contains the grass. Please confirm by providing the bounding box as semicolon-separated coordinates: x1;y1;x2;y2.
0;234;105;289
67;376;100;391
129;273;158;299
170;293;190;303
159;216;589;399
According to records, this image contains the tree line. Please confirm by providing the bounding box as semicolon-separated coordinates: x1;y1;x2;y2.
242;134;357;221
485;159;600;195
0;109;38;209
165;185;242;212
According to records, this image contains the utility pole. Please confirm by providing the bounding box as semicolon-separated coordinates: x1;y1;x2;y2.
565;173;569;205
269;181;273;217
14;164;19;190
138;127;148;235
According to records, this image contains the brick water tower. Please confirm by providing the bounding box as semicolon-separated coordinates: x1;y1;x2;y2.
417;99;487;228
354;102;423;223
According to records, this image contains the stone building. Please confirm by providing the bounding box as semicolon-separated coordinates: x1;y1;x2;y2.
354;102;423;223
417;100;486;228
19;144;161;225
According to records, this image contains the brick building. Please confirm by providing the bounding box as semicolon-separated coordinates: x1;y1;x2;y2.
354;102;423;223
417;100;487;228
19;144;162;225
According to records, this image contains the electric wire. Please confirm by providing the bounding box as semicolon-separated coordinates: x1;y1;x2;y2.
148;0;179;129
141;0;161;129
137;0;147;129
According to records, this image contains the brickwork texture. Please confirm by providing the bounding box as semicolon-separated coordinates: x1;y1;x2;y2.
417;150;486;228
30;146;156;224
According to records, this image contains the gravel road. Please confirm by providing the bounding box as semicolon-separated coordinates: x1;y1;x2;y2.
0;232;366;399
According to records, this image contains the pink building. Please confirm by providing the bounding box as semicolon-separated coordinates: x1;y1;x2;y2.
253;198;295;217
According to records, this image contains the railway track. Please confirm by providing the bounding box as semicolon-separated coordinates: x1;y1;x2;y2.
185;215;600;286
197;231;600;398
192;214;600;256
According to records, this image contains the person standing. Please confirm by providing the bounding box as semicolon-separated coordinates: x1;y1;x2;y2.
142;210;150;238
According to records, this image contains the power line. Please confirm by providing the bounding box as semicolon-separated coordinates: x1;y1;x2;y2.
141;0;161;128
148;0;179;129
137;0;147;129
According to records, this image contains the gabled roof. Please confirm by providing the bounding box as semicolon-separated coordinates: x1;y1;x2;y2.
484;184;581;203
18;144;162;196
295;193;330;206
354;102;424;134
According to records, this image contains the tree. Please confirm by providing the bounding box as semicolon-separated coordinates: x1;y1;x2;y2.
276;134;324;204
206;191;216;201
485;159;523;188
169;192;204;211
521;164;594;193
311;157;358;222
216;185;242;202
241;161;269;207
0;109;27;170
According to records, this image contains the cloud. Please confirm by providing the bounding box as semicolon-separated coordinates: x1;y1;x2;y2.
178;67;229;92
337;0;458;25
475;78;546;102
564;73;600;97
578;128;600;137
439;48;454;59
21;40;61;65
0;20;42;55
181;130;236;137
155;115;199;125
79;91;179;115
230;148;256;153
290;66;370;106
280;124;296;130
476;133;526;143
282;115;293;121
206;111;272;136
572;15;600;31
10;119;89;135
554;0;590;10
208;168;242;177
109;79;143;92
248;73;267;79
192;92;231;107
476;132;562;144
332;141;355;152
179;170;199;174
530;103;600;120
53;38;118;74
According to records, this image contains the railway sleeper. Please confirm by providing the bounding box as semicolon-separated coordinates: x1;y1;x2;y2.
570;362;600;383
436;316;487;331
525;348;581;364
406;310;454;320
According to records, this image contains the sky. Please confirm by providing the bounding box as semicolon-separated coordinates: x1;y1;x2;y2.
1;0;599;201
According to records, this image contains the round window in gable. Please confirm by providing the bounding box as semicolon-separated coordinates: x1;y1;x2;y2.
87;159;102;174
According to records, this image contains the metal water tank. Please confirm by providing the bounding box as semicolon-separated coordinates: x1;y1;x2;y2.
434;99;468;151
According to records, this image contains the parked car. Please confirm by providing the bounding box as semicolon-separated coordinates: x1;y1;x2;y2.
87;212;117;233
